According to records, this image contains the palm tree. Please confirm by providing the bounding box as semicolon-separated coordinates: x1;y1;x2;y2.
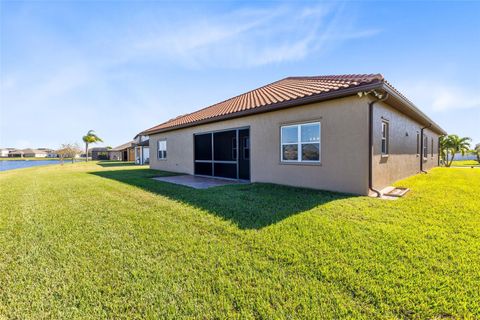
444;134;471;167
439;135;449;165
82;130;103;162
471;145;480;163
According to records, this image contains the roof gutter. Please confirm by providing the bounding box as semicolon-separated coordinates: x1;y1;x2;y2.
380;83;446;135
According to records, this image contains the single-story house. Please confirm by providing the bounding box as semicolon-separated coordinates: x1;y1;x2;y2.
9;148;48;158
141;74;446;196
133;134;150;165
0;148;13;157
89;147;109;160
8;150;24;157
108;142;135;161
37;148;58;158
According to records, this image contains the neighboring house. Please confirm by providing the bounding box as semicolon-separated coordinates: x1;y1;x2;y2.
133;134;150;165
8;150;24;157
0;148;13;157
141;74;446;196
9;148;48;158
38;148;58;158
89;147;109;160
108;142;135;161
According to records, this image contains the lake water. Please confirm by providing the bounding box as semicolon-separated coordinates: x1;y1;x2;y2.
0;160;64;171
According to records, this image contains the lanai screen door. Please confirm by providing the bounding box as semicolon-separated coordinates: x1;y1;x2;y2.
194;128;250;180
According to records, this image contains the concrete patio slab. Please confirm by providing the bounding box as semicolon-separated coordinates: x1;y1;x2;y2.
152;175;248;189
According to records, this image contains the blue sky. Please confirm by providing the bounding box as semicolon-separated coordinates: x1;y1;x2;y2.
1;1;479;149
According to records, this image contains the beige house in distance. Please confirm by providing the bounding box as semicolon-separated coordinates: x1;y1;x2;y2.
141;74;446;196
9;148;48;158
108;142;135;161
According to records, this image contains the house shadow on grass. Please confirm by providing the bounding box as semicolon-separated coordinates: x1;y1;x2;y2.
97;161;138;167
90;168;354;230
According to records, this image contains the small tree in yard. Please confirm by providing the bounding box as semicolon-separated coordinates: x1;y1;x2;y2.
57;143;82;164
82;130;103;162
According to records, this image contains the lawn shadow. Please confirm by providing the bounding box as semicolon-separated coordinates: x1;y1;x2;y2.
90;168;354;230
97;161;138;167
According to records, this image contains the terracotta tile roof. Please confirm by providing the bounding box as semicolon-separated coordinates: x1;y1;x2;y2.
142;73;446;135
143;74;384;134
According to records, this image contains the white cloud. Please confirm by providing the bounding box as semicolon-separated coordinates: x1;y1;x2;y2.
398;81;480;112
0;2;381;148
2;3;379;109
431;86;480;111
126;4;379;69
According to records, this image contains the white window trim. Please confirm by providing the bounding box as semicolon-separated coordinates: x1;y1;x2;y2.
157;139;167;160
381;121;389;156
280;122;321;163
416;132;420;156
423;136;428;160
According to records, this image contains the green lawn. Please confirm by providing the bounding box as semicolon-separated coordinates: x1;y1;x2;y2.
450;160;480;167
0;162;479;319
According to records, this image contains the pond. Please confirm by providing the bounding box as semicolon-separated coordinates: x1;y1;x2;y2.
0;160;65;171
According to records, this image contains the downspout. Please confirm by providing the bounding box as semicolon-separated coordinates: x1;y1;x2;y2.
367;91;389;197
420;123;432;173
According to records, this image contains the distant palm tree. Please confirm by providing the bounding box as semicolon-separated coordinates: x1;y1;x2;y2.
82;130;103;162
471;145;480;163
443;134;471;167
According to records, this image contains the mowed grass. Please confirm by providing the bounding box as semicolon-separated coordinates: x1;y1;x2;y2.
450;160;479;167
0;162;479;319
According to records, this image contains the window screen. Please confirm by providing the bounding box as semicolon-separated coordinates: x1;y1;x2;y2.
194;134;212;161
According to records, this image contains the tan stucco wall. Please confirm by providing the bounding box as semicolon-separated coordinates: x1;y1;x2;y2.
150;96;371;195
149;96;441;195
372;101;440;190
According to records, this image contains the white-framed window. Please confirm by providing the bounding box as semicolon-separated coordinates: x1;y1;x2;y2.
423;136;428;159
431;138;434;158
381;121;389;155
157;140;167;160
416;132;420;156
281;122;320;162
